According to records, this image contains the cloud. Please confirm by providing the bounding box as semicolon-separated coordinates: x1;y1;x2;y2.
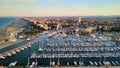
0;0;36;3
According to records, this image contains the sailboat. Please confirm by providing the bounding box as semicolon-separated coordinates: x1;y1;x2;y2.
30;51;37;58
50;58;52;66
52;61;55;66
38;43;43;51
35;58;38;66
9;61;17;67
27;57;30;67
57;57;60;66
67;62;69;66
89;61;94;65
0;55;5;59
74;61;77;66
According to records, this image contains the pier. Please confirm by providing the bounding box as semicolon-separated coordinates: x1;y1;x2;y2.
0;40;40;59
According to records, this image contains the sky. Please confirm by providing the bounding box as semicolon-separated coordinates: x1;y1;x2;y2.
0;0;120;16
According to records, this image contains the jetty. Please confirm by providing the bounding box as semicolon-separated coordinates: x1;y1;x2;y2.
0;40;40;59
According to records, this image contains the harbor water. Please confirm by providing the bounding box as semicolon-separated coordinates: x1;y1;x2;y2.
0;31;120;66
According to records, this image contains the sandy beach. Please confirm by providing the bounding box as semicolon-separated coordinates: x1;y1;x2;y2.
0;18;28;50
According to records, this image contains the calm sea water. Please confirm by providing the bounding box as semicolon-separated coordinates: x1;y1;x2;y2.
0;17;16;28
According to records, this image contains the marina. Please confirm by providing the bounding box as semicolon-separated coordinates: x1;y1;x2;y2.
0;30;120;67
0;16;120;67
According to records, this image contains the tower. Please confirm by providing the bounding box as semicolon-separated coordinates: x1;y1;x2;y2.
76;16;82;27
78;16;82;23
75;16;82;32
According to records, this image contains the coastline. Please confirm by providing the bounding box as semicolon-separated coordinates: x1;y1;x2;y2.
0;18;28;50
0;17;16;29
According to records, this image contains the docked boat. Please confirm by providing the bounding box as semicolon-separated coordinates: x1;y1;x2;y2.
18;35;25;39
52;61;55;66
79;62;84;66
27;44;32;48
5;52;12;56
89;61;93;65
19;47;25;51
10;50;16;55
39;48;43;51
0;54;5;59
38;43;43;51
112;61;116;65
74;61;77;66
27;57;30;67
9;61;17;67
26;37;31;41
30;52;37;58
23;45;28;49
67;62;69;66
30;62;35;68
90;34;96;38
94;62;98;66
15;48;21;52
115;61;119;65
99;62;103;65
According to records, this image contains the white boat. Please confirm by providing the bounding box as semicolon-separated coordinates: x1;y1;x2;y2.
74;61;77;66
30;62;35;68
19;47;25;51
104;61;111;65
81;62;84;65
10;51;16;55
112;61;116;65
99;62;102;65
0;54;5;59
50;61;52;66
18;35;25;39
26;37;31;41
99;36;102;38
67;62;69;66
89;61;94;65
23;46;28;49
5;52;12;56
94;62;98;66
27;44;32;48
15;48;21;52
52;61;55;66
76;33;80;37
27;57;30;66
35;58;38;66
90;34;96;38
115;61;119;65
47;43;50;46
39;48;43;51
38;43;43;51
79;62;82;65
30;52;37;58
9;61;17;66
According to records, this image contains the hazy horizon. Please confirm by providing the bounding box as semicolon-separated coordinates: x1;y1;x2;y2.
0;0;120;16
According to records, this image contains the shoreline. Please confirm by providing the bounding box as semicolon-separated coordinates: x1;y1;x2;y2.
0;18;28;50
0;17;16;29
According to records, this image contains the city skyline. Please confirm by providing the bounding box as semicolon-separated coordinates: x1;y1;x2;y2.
0;0;120;16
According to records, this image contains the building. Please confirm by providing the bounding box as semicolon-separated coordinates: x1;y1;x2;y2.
78;16;82;23
75;17;82;32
